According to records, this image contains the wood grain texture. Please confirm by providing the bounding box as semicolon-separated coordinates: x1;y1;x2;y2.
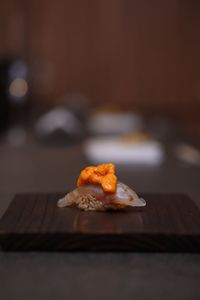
0;193;200;252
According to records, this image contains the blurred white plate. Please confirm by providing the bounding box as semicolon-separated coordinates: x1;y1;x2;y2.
84;136;164;165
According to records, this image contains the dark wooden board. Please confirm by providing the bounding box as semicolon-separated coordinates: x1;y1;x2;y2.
0;193;200;252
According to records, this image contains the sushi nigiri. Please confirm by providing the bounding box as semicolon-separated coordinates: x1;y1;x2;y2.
57;163;146;211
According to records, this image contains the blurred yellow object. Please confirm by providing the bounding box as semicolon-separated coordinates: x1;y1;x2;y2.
120;133;150;144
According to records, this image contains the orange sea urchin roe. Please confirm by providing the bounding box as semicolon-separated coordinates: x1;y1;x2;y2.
77;163;117;193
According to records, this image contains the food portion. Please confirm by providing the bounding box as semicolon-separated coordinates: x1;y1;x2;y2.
57;163;146;211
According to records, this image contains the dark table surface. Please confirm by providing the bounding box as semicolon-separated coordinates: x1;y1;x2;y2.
0;134;200;300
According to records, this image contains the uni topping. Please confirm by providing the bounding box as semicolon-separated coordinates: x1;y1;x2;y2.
77;163;117;193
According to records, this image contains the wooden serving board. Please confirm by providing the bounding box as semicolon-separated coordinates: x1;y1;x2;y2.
0;193;200;252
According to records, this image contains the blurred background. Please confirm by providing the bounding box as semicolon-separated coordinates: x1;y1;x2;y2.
0;0;200;194
1;3;200;299
1;0;200;123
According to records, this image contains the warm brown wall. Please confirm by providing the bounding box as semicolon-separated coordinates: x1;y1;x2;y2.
0;0;26;57
0;0;200;117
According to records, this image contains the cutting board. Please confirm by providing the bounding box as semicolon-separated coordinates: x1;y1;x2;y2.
0;193;200;252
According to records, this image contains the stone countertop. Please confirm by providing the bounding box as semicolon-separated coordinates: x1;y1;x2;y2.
0;136;200;300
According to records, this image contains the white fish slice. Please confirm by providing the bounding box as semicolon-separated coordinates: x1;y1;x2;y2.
57;182;146;211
